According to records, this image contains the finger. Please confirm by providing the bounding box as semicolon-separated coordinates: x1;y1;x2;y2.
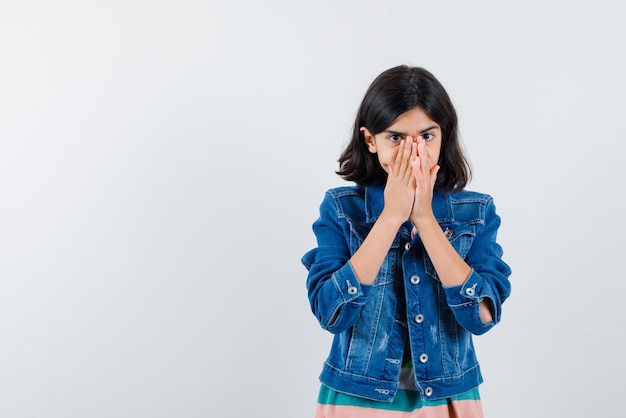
411;153;421;180
409;141;418;182
401;137;416;179
417;139;431;176
401;137;412;169
391;139;405;177
396;137;412;180
430;164;440;184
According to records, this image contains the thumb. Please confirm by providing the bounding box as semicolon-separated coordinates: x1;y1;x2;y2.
431;165;440;182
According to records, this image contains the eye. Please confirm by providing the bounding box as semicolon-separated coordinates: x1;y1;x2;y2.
422;132;435;142
388;134;403;143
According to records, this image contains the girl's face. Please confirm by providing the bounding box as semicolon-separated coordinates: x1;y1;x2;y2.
361;107;442;173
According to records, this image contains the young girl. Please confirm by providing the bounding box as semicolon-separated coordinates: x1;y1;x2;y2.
302;65;512;417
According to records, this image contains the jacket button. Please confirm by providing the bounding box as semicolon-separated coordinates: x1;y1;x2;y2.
424;387;433;397
465;287;475;296
347;286;357;295
410;275;420;285
419;353;429;363
414;314;424;324
444;228;453;239
404;242;412;251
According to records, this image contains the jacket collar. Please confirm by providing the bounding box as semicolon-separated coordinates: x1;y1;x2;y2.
364;180;385;223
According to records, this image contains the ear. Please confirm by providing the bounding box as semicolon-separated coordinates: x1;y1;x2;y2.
361;127;377;153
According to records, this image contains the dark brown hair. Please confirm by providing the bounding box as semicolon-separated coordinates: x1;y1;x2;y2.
337;65;471;191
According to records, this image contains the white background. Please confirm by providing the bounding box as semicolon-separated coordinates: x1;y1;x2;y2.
1;1;625;417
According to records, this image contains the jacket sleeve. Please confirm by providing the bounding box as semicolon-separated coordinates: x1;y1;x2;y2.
301;192;370;334
442;196;512;335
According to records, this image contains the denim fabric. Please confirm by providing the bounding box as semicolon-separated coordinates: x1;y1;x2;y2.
302;180;511;402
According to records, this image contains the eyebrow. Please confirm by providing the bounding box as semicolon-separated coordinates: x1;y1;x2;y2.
383;126;440;136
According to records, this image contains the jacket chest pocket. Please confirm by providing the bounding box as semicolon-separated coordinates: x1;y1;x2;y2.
348;219;398;285
424;224;476;281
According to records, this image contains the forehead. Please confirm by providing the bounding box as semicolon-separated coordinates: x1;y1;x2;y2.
385;107;440;132
384;108;441;136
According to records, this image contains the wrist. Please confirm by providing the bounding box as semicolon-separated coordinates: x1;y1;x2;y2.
411;213;438;233
378;209;407;231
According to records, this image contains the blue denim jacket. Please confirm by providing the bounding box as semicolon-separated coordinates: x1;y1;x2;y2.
302;180;511;402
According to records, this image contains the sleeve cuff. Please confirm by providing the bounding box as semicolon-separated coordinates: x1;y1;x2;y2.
442;269;499;335
332;260;371;301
